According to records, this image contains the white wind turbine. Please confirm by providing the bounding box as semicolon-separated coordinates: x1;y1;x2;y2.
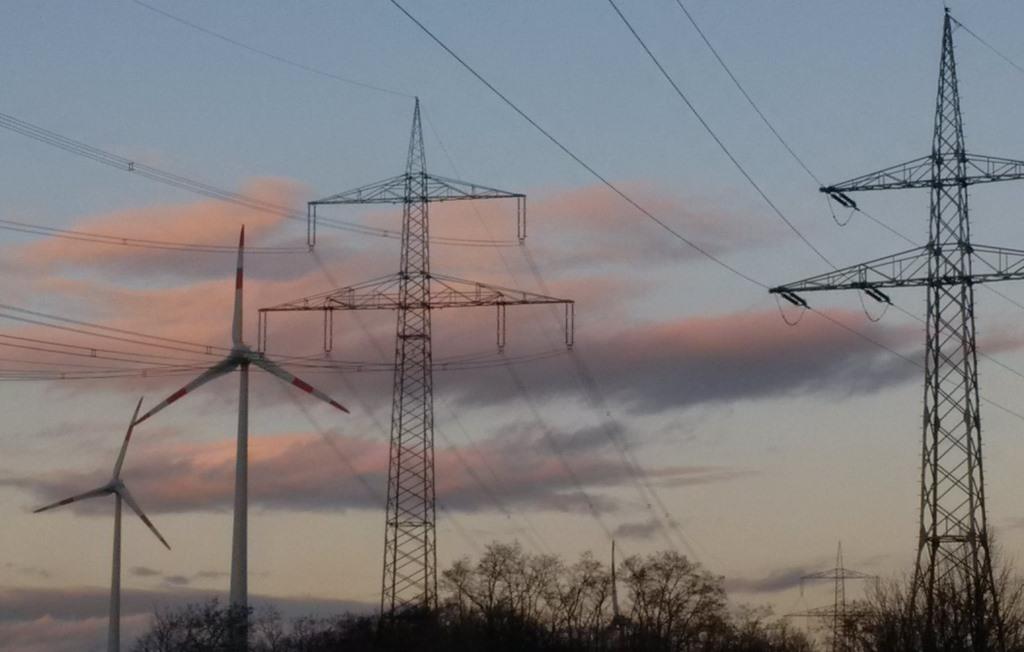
35;397;169;652
132;225;349;612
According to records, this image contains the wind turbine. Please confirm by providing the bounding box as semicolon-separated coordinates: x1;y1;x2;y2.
35;397;169;652
132;225;349;613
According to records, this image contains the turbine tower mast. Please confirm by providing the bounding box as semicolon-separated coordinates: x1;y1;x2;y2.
133;227;349;628
259;98;574;616
771;10;1024;649
34;398;170;652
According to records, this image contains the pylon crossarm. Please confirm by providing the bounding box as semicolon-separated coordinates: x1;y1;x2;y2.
312;174;409;204
310;173;524;205
770;246;930;298
969;243;1024;282
963;154;1024;185
260;273;571;312
822;154;1024;195
430;273;572;308
258;273;575;352
822;156;932;193
423;174;525;202
786;606;873;619
802;569;878;582
259;274;403;311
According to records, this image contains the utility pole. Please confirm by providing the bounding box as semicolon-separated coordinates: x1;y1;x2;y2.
771;10;1024;650
787;543;875;652
259;99;574;616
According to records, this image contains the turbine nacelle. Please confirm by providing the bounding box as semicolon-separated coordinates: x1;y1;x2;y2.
33;397;170;551
133;226;348;426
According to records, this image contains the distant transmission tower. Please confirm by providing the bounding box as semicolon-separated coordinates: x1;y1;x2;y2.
259;99;574;616
787;542;875;652
771;10;1024;649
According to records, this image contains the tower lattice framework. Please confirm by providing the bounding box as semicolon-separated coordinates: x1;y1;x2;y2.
787;543;875;652
259;99;574;615
772;11;1024;649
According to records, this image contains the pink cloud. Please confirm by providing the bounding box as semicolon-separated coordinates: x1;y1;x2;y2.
9;178;309;279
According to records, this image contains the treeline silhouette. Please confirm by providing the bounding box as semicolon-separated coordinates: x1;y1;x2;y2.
130;540;1024;651
132;542;813;651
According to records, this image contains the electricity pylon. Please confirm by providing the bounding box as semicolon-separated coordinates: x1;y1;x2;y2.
771;10;1024;649
787;542;875;652
259;98;574;616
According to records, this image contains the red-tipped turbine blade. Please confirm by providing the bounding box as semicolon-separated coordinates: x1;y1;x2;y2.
134;357;238;425
119;485;171;550
250;355;350;413
33;485;112;513
112;397;144;480
232;225;245;346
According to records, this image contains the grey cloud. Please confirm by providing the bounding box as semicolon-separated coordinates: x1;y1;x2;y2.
15;419;744;518
162;575;190;587
724;566;815;594
0;585;374;652
613;518;667;540
3;563;50;580
0;585;374;622
448;310;922;415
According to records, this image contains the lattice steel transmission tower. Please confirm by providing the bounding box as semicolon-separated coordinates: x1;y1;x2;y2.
786;543;875;652
259;99;574;616
771;10;1024;649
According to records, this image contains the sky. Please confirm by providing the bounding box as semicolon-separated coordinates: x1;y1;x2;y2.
4;0;1024;649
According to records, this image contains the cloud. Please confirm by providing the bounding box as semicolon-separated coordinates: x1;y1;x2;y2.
614;517;675;540
0;585;373;652
528;183;779;269
724;565;816;594
195;570;228;580
7;178;310;281
408;182;779;273
2;563;50;580
0;613;149;652
0;176;921;422
162;575;190;587
448;308;922;414
16;417;742;517
129;566;161;578
130;566;237;587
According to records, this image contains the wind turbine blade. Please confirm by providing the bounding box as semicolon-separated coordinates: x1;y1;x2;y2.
112;397;144;480
118;485;170;550
134;358;238;425
33;485;112;513
232;225;245;346
251;355;350;413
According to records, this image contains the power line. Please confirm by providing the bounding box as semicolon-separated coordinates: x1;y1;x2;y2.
0;218;308;254
133;0;414;99
388;0;764;287
0;335;202;367
389;0;1024;450
606;0;834;268
0;310;222;360
951;15;1024;77
673;0;822;186
503;362;615;542
0;111;516;247
670;1;1024;392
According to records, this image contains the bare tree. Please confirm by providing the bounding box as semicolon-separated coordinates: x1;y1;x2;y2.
620;550;729;650
849;550;1024;652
